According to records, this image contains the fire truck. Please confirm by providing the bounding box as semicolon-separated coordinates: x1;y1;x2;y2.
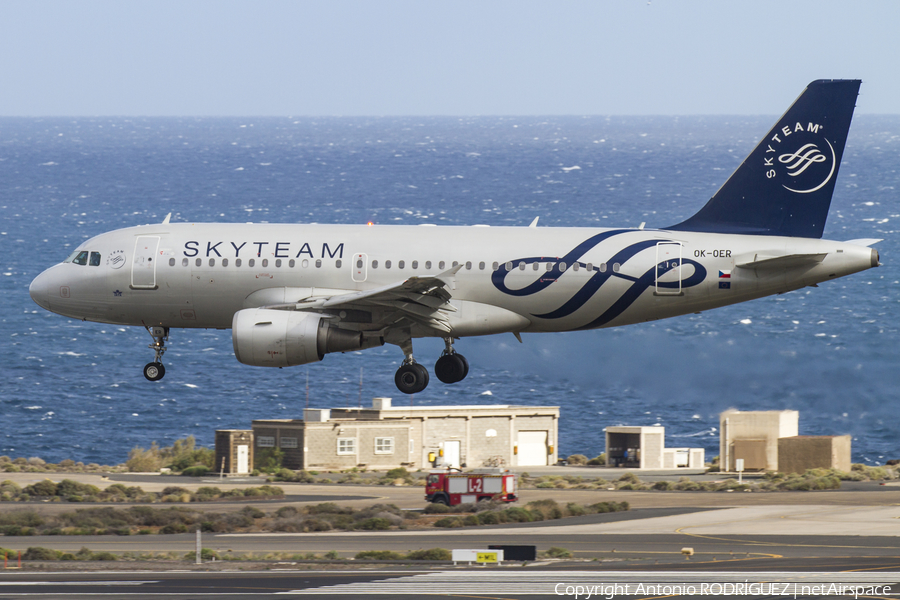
424;468;518;506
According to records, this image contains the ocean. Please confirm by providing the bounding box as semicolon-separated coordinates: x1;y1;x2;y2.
2;115;898;466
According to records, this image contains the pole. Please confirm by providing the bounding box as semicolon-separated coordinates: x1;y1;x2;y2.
358;367;363;409
305;369;310;410
196;529;201;564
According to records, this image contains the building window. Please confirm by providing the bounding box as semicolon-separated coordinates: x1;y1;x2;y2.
375;437;394;455
337;438;356;455
257;436;275;448
280;437;298;449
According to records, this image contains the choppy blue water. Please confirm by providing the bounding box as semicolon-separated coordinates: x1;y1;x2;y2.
2;116;899;465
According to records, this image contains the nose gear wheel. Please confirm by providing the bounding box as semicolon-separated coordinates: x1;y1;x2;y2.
144;326;169;381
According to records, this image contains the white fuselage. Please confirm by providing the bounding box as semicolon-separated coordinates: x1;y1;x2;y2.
29;222;879;340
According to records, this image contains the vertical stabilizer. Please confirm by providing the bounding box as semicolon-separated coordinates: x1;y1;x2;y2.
668;79;860;238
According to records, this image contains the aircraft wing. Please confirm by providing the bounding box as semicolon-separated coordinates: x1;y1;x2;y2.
292;266;462;334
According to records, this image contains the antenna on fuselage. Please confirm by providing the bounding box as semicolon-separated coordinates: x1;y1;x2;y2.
529;217;539;228
162;213;172;224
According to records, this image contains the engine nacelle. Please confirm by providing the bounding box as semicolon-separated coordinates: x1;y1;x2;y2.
232;308;382;367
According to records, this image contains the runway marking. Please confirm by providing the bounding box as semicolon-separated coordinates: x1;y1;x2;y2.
276;570;900;595
0;581;158;586
674;526;900;550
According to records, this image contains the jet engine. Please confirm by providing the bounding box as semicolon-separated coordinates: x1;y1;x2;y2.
232;308;382;367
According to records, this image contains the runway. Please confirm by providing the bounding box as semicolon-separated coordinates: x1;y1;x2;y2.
0;569;897;599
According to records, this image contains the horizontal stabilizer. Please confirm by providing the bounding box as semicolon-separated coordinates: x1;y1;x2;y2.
844;238;882;247
735;252;827;270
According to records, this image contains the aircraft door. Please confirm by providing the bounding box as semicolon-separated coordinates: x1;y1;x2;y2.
352;253;367;282
655;242;683;296
132;236;160;289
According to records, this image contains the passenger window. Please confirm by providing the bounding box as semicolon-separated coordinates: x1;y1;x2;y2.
315;259;322;268
412;260;418;269
209;258;216;267
599;263;607;272
169;258;175;267
335;259;342;268
439;261;445;269
356;259;363;268
289;259;295;268
465;261;472;270
425;261;432;270
586;262;593;271
452;261;459;268
533;263;539;271
398;260;405;269
262;259;268;267
479;261;485;270
89;252;101;266
613;263;620;272
72;251;89;265
372;260;378;268
195;258;202;267
492;262;499;271
302;259;309;268
545;263;552;271
182;258;189;267
560;262;566;270
518;262;526;270
249;259;255;267
222;258;229;267
385;260;392;269
506;261;513;270
236;258;242;267
275;259;281;268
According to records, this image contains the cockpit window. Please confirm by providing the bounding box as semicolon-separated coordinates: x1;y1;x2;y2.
72;251;89;266
89;252;101;266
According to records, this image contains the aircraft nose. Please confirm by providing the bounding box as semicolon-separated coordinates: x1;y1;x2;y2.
29;269;51;311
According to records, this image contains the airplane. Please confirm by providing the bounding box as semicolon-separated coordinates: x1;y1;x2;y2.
29;79;880;395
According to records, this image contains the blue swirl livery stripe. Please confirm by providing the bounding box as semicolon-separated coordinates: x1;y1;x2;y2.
490;230;708;330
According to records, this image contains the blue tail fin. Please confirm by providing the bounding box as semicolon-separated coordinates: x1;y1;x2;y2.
667;79;861;238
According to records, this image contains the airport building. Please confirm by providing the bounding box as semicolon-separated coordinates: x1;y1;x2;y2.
248;398;559;471
719;409;851;472
604;426;705;469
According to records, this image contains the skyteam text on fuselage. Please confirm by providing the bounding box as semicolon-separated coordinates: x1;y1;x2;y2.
30;80;880;394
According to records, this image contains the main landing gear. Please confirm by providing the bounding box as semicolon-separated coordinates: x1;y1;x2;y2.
143;326;169;382
393;337;468;395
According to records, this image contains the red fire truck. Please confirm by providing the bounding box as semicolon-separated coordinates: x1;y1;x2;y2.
424;468;518;506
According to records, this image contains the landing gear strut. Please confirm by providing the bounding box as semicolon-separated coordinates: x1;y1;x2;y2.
143;326;168;381
394;339;429;394
434;338;468;384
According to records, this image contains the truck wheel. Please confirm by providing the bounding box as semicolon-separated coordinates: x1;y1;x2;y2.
432;496;448;505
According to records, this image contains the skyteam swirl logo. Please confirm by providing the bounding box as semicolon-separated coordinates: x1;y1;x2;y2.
491;230;707;330
764;121;836;195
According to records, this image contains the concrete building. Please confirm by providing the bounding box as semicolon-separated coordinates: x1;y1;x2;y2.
605;426;705;470
251;398;559;471
778;435;852;474
719;409;799;471
213;429;254;476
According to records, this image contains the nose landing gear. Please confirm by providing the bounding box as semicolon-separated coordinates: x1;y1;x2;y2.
143;326;169;381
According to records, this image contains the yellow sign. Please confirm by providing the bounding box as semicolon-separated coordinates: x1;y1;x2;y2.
476;552;498;563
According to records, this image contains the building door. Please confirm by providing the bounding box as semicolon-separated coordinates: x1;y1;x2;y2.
443;440;460;468
132;236;160;289
518;431;548;466
236;445;249;474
